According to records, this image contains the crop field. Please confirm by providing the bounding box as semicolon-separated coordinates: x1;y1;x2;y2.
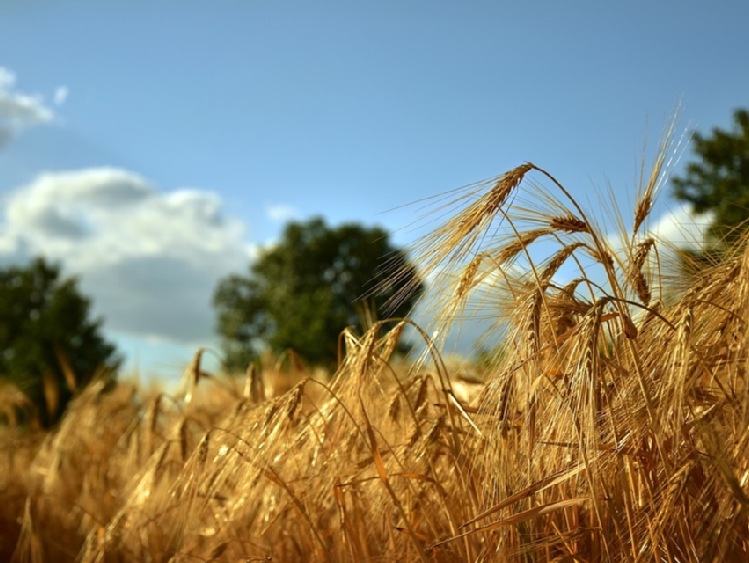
3;145;749;561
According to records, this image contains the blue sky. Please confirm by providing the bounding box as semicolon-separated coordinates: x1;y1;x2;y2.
0;1;747;381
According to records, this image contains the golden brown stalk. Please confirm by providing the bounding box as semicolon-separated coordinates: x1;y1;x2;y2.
630;237;655;304
549;215;589;233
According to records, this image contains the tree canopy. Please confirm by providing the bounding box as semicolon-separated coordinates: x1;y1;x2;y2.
672;108;749;246
0;258;121;426
213;217;423;370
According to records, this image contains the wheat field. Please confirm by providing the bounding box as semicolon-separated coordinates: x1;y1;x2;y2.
3;139;749;561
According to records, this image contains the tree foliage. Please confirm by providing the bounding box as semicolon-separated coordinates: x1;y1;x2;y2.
672;108;749;245
213;217;423;370
0;258;121;426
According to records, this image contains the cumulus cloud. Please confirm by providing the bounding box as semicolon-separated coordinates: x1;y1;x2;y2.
53;86;69;106
0;168;255;344
646;203;712;250
0;67;56;149
605;202;712;256
265;203;299;223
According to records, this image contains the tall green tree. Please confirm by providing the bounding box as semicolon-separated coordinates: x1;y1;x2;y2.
0;258;121;426
213;217;423;370
672;108;749;246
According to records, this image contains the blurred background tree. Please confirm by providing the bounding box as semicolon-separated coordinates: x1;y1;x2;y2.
213;217;423;370
672;107;749;251
0;258;121;427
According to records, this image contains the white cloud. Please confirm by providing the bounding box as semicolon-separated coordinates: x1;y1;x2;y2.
265;203;299;223
605;202;712;256
53;86;69;106
0;67;56;149
0;168;255;344
647;203;712;250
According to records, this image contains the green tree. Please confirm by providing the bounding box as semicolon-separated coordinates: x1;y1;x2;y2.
0;258;121;426
213;217;423;370
672;108;749;246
